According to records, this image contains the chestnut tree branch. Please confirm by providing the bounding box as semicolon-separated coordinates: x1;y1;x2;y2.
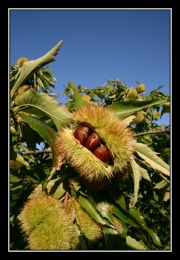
133;126;170;138
19;149;52;156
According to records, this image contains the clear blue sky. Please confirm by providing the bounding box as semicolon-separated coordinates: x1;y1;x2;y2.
9;8;171;126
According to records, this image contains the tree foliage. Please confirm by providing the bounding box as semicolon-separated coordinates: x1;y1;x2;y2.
9;40;170;251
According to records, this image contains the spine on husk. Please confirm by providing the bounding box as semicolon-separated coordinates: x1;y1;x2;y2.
55;103;135;190
18;193;80;250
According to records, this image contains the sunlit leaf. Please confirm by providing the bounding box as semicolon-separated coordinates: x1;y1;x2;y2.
47;174;68;199
109;99;168;118
68;81;87;110
123;115;136;126
128;207;147;225
134;143;170;176
14;90;73;130
10;160;23;170
126;236;146;250
139;166;151;181
154;180;167;189
140;224;162;246
163;191;170;201
10;40;63;99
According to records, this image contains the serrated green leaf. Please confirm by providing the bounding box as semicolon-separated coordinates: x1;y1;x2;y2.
10;40;63;99
163;191;170;201
17;113;58;169
70;176;82;192
107;189;127;211
112;204;140;227
123;115;136;126
48;174;68;198
139;166;151;181
140;224;162;246
126;236;146;250
78;193;113;228
128;207;147;225
114;217;128;235
154;180;167;189
10;160;23;170
14;90;72;130
68;81;87;110
134;143;170;176
130;157;141;206
96;200;114;225
10;174;20;183
108;99;168;118
10;150;30;169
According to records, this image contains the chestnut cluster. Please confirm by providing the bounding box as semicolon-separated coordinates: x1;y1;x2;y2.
73;124;111;163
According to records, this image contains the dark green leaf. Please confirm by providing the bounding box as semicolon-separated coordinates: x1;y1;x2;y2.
109;99;168;118
17;113;58;169
78;193;113;228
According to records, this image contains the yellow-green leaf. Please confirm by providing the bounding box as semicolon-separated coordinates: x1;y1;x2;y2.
68;81;88;110
10;40;63;99
10;150;30;169
130;157;141;206
126;236;146;250
139;166;151;181
134;143;170;176
13;90;73;130
123;115;136;126
154;180;167;189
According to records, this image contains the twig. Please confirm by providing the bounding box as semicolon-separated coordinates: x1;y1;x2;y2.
19;149;52;156
63;191;69;209
158;172;170;183
133;127;170;138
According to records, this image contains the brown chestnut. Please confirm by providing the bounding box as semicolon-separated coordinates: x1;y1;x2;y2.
73;124;92;145
93;144;111;163
84;132;100;151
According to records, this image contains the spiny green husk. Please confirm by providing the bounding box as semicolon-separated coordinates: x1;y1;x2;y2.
72;198;103;246
18;194;79;250
55;103;135;189
127;88;137;99
132;111;145;124
136;83;146;93
17;57;28;67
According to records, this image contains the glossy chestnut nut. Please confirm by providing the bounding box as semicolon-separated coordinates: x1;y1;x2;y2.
73;124;92;145
93;144;111;163
84;132;100;151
